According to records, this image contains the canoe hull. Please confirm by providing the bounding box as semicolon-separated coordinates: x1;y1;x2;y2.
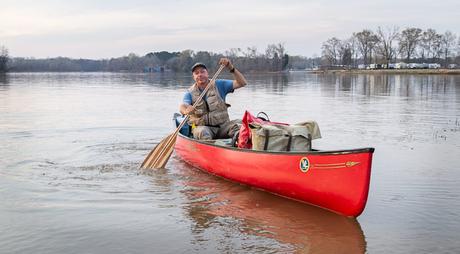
175;134;374;217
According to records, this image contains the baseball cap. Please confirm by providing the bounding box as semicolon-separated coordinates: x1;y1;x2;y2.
191;62;207;72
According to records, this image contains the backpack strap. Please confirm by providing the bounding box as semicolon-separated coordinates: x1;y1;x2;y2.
263;129;270;150
286;133;292;152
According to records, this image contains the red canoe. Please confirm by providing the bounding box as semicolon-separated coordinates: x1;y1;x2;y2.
174;133;374;217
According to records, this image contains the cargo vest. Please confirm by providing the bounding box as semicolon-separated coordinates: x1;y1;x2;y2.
188;80;230;126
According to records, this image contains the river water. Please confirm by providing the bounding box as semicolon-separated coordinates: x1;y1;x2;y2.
1;72;459;253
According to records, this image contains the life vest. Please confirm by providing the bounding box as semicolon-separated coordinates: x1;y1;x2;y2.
188;81;230;126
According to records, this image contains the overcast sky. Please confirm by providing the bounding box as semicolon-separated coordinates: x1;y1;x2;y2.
1;0;459;59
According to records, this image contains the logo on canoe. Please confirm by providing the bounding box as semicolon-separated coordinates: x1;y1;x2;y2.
299;157;310;173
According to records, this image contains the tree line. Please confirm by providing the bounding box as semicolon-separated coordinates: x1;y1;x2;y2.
321;27;460;68
0;46;8;73
0;43;319;73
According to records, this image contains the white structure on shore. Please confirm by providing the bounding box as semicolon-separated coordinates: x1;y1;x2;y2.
358;62;443;69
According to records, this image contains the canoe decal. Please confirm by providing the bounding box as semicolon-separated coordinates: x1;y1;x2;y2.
312;161;361;169
299;157;310;173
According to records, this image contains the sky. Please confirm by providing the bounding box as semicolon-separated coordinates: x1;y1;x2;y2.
1;0;459;59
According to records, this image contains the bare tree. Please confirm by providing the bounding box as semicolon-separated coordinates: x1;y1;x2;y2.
225;48;242;59
264;44;277;59
398;27;422;61
457;37;460;57
346;36;359;67
376;26;399;67
457;37;460;54
275;43;288;71
275;43;286;59
178;49;194;72
244;46;258;58
420;29;442;60
264;43;286;71
194;51;212;66
338;40;353;67
441;31;457;67
0;46;9;72
265;43;286;60
354;30;379;65
321;37;341;65
341;47;352;67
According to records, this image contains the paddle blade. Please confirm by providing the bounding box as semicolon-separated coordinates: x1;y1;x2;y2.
140;133;177;169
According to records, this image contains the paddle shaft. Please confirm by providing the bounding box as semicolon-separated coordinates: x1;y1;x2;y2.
141;64;226;169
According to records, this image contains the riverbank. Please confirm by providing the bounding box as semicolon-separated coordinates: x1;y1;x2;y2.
4;68;460;75
306;69;460;75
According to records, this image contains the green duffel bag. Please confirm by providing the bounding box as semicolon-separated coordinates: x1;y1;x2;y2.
249;121;321;152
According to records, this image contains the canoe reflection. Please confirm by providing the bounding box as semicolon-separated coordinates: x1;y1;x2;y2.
175;161;366;253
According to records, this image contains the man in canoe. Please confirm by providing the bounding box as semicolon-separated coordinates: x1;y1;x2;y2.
179;58;248;140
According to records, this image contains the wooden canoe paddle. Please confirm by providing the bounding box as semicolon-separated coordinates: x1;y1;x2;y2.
140;64;226;169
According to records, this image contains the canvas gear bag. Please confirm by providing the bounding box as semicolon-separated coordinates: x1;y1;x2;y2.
237;111;289;149
250;121;321;151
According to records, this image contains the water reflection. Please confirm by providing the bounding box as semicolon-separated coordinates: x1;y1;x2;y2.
5;72;458;99
269;73;290;92
317;73;459;98
3;72;194;89
174;160;366;253
0;73;9;86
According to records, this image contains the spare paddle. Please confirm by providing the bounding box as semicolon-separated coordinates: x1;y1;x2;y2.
140;64;226;169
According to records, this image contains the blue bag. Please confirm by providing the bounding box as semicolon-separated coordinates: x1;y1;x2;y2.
173;113;191;136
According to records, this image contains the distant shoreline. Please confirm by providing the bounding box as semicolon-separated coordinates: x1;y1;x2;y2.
305;69;460;75
3;69;460;75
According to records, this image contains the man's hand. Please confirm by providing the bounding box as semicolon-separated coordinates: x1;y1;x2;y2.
219;57;247;90
184;105;195;115
180;104;196;115
219;58;234;71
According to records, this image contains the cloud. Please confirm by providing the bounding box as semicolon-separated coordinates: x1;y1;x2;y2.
1;0;459;58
